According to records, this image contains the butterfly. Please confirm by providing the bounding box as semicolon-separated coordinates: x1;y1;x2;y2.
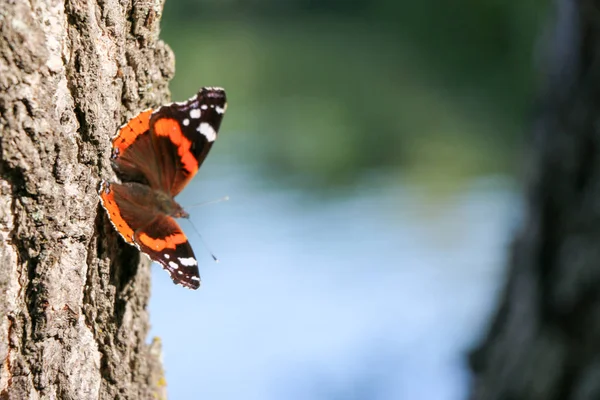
99;87;227;289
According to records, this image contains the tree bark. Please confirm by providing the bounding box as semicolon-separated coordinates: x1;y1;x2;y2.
0;0;173;398
469;1;600;399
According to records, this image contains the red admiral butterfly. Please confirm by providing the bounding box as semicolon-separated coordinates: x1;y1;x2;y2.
99;87;227;290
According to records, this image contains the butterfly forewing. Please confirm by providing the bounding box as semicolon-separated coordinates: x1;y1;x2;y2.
150;87;227;196
134;215;201;289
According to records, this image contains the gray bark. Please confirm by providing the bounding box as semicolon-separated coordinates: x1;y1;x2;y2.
0;0;173;398
469;1;600;399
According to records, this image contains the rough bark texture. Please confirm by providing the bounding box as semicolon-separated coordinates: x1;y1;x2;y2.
469;1;600;399
0;0;173;398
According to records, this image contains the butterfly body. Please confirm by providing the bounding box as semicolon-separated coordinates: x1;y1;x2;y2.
99;87;227;289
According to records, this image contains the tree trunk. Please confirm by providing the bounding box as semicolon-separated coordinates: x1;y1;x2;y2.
0;0;173;398
469;1;600;399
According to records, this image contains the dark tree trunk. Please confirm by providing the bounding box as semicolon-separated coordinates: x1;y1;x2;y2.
469;0;600;399
0;0;173;398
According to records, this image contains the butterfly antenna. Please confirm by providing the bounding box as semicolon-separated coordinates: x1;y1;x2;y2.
186;195;230;210
186;218;219;263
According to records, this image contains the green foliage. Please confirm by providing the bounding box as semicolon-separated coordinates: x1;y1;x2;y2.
160;0;548;192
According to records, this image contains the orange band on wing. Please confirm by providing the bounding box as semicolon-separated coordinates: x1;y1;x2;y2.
113;109;153;154
138;231;187;251
99;183;135;243
153;118;199;174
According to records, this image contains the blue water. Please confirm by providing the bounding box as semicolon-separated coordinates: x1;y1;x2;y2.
148;163;520;400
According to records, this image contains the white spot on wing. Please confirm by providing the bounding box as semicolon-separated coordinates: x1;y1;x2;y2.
200;104;208;110
197;123;217;142
215;105;226;114
191;276;200;281
169;261;179;269
183;118;190;126
179;257;198;266
164;254;170;259
190;109;201;119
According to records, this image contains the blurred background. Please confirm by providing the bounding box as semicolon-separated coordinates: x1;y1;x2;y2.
149;1;547;399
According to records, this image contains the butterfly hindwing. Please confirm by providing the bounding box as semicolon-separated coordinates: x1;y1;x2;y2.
99;181;159;244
